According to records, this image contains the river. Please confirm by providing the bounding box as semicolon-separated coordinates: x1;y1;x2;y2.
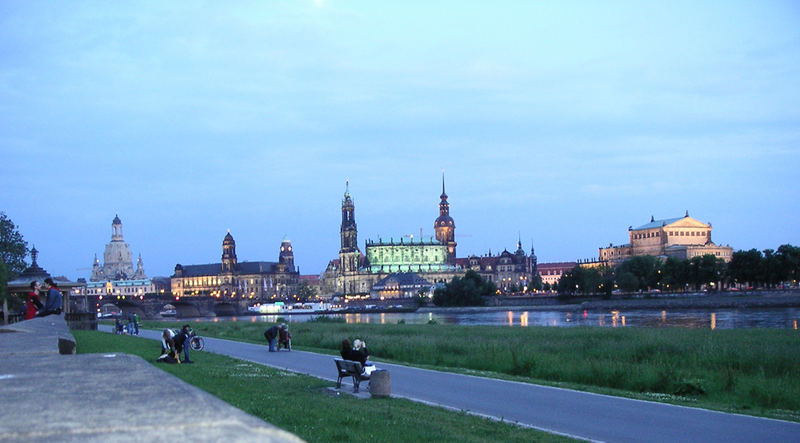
189;306;800;329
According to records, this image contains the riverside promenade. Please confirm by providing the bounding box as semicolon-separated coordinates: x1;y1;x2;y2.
111;326;800;443
0;316;302;442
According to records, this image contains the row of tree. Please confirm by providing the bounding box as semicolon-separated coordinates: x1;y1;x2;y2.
555;244;800;296
1;212;29;321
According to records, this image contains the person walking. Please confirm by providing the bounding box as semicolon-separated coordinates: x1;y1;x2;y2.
39;278;63;317
264;325;280;352
133;313;140;335
25;281;43;320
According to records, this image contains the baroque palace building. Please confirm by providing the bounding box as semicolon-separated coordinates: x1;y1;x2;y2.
599;211;734;265
171;232;300;300
319;177;538;298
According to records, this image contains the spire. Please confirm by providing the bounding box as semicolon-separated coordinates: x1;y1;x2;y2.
345;178;350;198
440;171;447;199
31;245;38;266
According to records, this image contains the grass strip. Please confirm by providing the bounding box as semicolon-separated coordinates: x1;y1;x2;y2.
74;330;572;443
138;318;800;421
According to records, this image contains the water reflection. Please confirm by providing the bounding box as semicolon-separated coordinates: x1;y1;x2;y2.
181;307;800;329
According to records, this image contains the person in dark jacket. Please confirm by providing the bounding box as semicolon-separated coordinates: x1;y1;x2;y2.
39;278;62;317
172;325;194;363
264;325;280;352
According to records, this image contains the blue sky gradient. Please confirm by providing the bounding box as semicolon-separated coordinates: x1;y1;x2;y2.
1;1;798;279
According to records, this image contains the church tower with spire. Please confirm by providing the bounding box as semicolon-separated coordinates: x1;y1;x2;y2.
133;254;146;279
434;174;457;263
338;180;362;294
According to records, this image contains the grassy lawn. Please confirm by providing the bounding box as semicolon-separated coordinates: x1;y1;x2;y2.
139;318;800;421
74;330;571;443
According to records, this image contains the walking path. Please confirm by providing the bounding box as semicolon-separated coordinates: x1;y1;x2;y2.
109;326;800;443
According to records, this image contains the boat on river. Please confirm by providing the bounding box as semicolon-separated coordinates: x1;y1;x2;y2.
247;302;342;315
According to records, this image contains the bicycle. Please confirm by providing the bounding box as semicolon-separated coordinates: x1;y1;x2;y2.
189;333;205;351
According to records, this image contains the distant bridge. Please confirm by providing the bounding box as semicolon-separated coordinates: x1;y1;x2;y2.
68;293;256;319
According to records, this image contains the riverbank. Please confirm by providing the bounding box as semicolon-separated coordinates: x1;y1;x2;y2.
418;290;800;314
145;318;800;421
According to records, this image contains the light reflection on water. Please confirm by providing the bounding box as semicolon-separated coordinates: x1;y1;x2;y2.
185;307;800;329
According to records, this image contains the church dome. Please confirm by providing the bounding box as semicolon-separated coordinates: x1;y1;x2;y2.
112;214;122;225
435;214;454;227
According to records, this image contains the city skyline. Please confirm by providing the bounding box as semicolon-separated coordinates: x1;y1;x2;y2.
1;1;799;279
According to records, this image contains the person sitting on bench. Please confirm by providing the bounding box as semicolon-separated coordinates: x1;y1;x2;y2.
341;338;376;376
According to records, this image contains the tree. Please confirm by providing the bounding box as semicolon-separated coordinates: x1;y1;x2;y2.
295;281;317;302
0;213;27;324
762;249;782;288
433;270;494;307
615;256;661;291
616;271;639;293
728;249;763;288
528;273;543;292
557;265;606;296
688;255;724;290
0;213;28;277
661;257;689;292
775;244;800;285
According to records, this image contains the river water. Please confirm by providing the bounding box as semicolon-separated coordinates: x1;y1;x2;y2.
194;306;800;329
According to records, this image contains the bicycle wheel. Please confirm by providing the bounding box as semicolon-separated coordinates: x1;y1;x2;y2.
190;336;205;351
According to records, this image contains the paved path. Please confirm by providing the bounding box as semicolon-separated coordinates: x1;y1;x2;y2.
108;327;800;442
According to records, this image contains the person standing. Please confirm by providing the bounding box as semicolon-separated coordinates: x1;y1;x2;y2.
133;313;140;335
127;313;137;336
264;325;280;352
39;278;62;317
25;281;43;320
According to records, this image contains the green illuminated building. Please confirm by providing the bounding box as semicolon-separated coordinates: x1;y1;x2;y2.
365;237;456;273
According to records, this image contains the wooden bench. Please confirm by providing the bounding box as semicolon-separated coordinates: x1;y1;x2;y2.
334;358;368;393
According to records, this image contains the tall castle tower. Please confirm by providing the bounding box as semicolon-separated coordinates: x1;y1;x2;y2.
221;230;238;273
339;180;361;294
434;174;457;263
278;238;295;272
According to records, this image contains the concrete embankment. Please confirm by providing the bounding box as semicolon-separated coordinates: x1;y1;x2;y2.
0;315;302;442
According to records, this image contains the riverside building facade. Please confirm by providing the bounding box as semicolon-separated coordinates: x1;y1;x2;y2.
171;233;300;300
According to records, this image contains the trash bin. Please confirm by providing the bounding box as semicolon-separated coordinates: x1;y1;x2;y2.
369;369;391;398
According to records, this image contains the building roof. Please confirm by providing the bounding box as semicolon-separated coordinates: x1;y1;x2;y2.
175;261;280;277
537;262;577;271
632;216;685;231
300;275;320;285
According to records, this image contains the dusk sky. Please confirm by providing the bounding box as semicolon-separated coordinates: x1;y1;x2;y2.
2;1;799;280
